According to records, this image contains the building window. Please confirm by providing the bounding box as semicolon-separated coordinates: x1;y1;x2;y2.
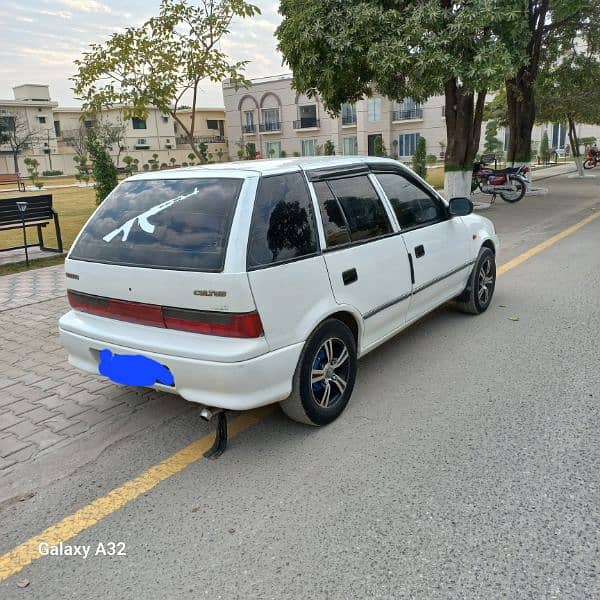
132;117;147;130
244;111;254;126
367;98;381;123
265;141;281;158
392;98;423;121
342;136;358;155
38;116;46;124
301;139;318;157
54;120;61;138
552;123;566;149
262;109;280;132
398;133;421;157
162;116;169;123
341;103;357;126
84;119;95;129
295;104;318;128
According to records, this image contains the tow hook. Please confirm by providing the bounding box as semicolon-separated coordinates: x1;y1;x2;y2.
200;408;228;459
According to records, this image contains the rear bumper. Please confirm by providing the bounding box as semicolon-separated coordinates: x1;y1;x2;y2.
58;325;303;411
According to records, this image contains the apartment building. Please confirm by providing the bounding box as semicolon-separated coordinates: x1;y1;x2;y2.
223;74;448;162
0;85;228;176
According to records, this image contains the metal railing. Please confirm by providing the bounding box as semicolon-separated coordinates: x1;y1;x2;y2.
259;122;281;132
293;118;320;129
176;135;227;145
242;124;256;134
392;108;423;121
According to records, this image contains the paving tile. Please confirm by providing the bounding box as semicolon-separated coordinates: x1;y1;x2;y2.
0;434;30;458
24;429;64;451
23;406;55;424
5;420;41;439
0;412;24;431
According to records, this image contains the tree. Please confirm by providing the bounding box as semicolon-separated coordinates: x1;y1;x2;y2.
323;140;335;156
412;136;427;178
85;130;118;204
483;121;504;156
373;136;386;158
539;131;551;164
24;157;43;189
72;0;259;162
0;114;40;175
504;0;600;165
535;51;600;175
276;0;527;197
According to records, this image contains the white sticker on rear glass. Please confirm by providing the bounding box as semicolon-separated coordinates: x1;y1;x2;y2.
102;187;199;243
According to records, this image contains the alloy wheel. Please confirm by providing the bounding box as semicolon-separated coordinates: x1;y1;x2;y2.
478;257;494;305
311;337;351;408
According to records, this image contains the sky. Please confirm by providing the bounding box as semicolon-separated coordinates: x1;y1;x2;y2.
0;0;286;107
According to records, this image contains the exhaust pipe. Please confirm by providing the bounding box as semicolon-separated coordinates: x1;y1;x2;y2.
200;407;214;421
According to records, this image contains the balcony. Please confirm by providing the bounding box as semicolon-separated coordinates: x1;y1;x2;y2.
341;115;357;126
259;122;281;133
293;118;320;130
242;124;256;134
176;135;227;145
392;108;423;122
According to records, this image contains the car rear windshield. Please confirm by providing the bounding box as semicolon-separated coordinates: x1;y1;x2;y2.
69;178;243;272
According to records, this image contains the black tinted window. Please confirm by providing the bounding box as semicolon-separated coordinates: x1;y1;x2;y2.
313;181;351;247
327;176;392;242
69;178;242;271
375;173;446;229
247;173;318;268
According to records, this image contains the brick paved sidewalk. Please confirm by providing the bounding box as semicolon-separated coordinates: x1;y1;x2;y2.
0;266;193;490
0;265;65;311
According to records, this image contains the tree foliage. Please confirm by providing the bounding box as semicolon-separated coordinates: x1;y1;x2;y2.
276;0;527;195
483;121;503;155
85;131;118;204
72;0;260;161
412;136;427;178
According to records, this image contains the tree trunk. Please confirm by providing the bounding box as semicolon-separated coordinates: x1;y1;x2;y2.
567;115;584;176
443;79;486;198
12;150;19;176
506;72;536;165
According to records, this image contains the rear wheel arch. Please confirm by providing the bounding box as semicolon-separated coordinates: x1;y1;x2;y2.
481;239;496;254
327;310;360;347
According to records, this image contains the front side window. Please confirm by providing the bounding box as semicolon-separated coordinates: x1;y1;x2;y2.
247;173;318;269
132;117;147;130
70;178;243;272
375;172;446;230
314;176;391;247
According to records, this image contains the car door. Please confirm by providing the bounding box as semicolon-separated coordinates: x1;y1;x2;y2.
373;170;472;323
310;172;413;351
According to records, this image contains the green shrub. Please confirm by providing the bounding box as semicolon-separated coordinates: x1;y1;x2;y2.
324;140;335;155
86;132;118;205
426;155;437;165
24;157;41;187
42;169;63;176
540;131;551;164
412;136;427;178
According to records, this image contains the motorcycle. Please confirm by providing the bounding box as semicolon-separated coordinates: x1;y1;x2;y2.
471;161;529;203
583;146;599;169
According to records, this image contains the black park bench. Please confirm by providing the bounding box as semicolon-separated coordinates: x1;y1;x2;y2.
0;194;63;254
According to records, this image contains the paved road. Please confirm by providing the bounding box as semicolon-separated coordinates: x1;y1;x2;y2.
1;173;599;598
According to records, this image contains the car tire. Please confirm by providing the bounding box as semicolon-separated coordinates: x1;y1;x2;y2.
452;247;496;315
280;319;357;426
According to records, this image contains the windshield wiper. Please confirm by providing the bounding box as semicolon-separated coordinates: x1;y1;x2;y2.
102;187;199;243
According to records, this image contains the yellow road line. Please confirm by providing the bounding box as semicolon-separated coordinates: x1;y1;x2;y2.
0;405;274;581
1;209;599;583
497;210;600;277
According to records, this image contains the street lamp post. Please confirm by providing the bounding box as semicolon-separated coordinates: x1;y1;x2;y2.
16;201;29;267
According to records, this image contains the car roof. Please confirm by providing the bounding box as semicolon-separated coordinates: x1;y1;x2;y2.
126;156;410;181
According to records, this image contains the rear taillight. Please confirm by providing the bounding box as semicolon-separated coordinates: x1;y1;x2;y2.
163;307;263;338
67;290;263;338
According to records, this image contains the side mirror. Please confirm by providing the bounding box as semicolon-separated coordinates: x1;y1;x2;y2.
448;197;473;216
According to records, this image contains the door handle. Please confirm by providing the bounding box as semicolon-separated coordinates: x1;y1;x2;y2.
342;268;358;285
414;245;425;258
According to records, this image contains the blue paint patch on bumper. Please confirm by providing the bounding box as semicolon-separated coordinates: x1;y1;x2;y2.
98;349;174;387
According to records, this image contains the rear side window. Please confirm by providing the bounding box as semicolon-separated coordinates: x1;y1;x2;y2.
69;178;242;271
314;175;392;247
375;172;446;229
246;173;319;269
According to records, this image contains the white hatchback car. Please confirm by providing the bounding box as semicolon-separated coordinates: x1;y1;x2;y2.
59;157;498;428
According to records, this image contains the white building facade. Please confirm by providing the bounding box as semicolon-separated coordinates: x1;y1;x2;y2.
223;74;448;163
